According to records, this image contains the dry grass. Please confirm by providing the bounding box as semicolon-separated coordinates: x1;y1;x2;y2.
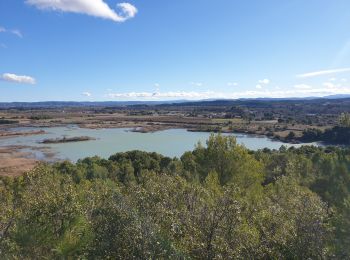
0;147;38;177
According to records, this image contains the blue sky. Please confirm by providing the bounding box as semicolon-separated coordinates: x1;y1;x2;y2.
1;0;350;101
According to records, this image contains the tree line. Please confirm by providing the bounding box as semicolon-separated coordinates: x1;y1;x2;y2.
1;134;349;258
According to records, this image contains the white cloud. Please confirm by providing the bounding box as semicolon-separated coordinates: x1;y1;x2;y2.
227;82;238;87
82;92;92;97
0;27;5;32
190;82;203;87
117;3;137;19
154;83;160;88
106;83;350;100
107;91;216;100
294;84;312;89
297;68;350;78
258;79;270;84
1;73;36;85
323;82;338;89
26;0;138;22
239;87;350;99
0;43;6;49
341;78;348;82
255;79;270;89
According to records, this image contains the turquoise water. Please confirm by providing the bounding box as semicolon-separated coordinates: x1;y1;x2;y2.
0;127;316;161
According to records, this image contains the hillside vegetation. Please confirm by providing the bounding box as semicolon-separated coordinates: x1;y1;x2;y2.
2;98;350;144
297;113;350;144
1;135;349;258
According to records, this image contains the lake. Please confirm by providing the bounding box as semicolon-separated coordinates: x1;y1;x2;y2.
0;126;317;161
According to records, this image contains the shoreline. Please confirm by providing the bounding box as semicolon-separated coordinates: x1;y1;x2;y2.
0;121;324;145
0;124;327;177
0;129;46;138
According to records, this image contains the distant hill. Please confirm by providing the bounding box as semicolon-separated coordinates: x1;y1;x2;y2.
0;100;187;109
1;95;350;109
322;94;350;99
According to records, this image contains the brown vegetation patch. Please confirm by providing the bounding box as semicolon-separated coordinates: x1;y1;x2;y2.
0;146;38;177
0;130;46;138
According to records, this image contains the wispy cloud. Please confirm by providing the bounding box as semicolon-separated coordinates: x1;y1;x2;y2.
227;82;238;87
297;68;350;78
190;82;203;87
322;82;339;89
294;84;312;89
26;0;138;22
10;29;23;38
107;91;215;99
0;26;23;38
1;73;36;85
332;39;350;67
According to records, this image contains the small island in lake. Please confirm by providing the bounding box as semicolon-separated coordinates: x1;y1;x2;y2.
41;136;95;144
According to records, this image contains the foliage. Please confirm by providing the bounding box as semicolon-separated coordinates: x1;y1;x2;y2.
339;112;350;127
0;134;349;258
0;119;19;124
300;128;323;142
300;125;350;145
29;115;53;120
